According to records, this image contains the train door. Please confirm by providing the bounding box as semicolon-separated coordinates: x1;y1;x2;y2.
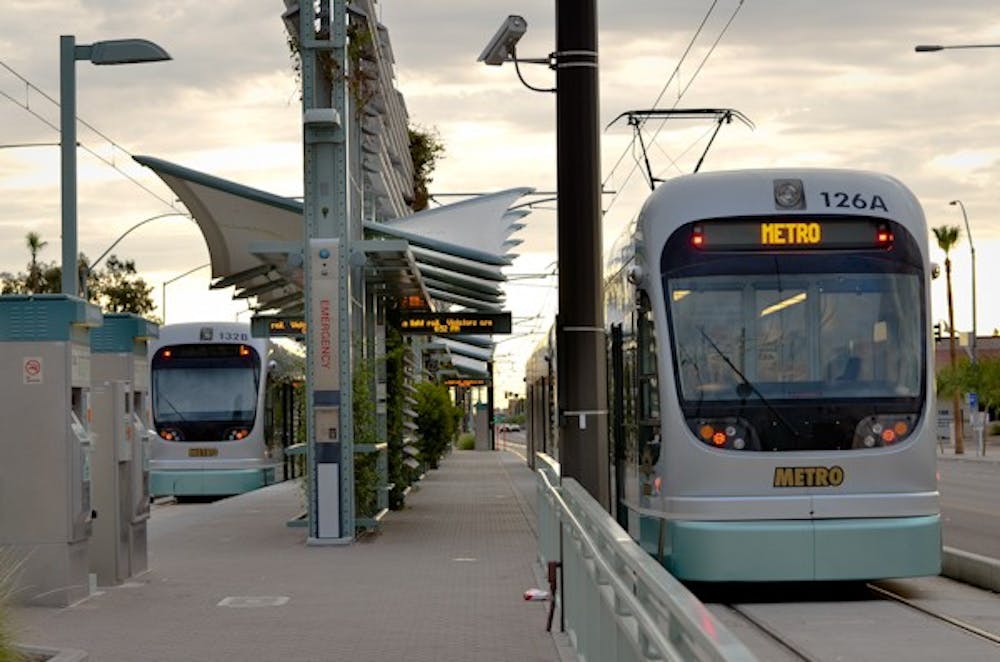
609;323;626;526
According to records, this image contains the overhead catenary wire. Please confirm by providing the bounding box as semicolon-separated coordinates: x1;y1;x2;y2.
601;0;723;187
602;0;747;218
0;58;183;213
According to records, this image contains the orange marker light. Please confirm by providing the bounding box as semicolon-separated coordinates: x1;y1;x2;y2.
239;345;251;357
699;425;714;440
893;421;909;436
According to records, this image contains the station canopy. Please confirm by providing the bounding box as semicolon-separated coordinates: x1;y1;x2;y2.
135;155;531;378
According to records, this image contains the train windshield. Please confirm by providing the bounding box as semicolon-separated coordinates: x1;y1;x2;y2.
151;344;261;440
669;272;922;401
662;218;926;452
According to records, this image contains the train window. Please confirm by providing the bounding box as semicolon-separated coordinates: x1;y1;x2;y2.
151;343;261;441
665;266;924;451
637;292;661;467
755;285;809;383
668;272;921;402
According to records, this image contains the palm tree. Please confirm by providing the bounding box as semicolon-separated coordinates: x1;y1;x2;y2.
25;232;47;293
933;225;964;454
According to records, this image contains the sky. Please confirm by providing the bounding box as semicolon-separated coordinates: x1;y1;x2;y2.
2;1;1000;400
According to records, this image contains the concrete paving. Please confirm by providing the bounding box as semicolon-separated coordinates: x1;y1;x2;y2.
11;450;565;661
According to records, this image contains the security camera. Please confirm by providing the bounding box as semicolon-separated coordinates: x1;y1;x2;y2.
478;15;528;66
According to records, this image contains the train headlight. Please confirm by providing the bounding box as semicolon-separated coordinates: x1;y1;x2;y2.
853;415;915;448
158;428;183;441
225;427;251;440
773;178;805;209
689;417;756;450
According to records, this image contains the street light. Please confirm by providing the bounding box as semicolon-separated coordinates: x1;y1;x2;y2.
161;263;209;323
915;43;1000;52
949;200;976;364
61;35;171;296
83;211;189;299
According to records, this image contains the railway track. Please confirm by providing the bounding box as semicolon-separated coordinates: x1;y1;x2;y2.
705;578;1000;661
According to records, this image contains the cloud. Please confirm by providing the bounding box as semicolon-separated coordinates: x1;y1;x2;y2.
5;0;1000;394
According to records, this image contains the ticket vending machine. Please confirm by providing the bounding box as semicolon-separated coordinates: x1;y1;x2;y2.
89;313;158;586
0;294;102;606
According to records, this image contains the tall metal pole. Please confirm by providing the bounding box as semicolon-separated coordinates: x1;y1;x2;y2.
60;35;79;296
555;0;609;509
300;0;353;543
487;361;495;450
160;263;209;323
950;200;976;363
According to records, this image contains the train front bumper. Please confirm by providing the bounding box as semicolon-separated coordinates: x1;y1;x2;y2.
150;467;276;497
639;514;941;581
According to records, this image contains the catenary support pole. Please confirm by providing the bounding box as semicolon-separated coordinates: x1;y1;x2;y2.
555;0;610;509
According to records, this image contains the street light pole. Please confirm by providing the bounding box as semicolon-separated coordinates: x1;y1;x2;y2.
60;36;78;296
161;263;209;323
82;211;189;300
949;200;976;364
60;34;171;296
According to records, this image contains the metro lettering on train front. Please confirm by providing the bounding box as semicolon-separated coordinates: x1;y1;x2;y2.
773;466;845;488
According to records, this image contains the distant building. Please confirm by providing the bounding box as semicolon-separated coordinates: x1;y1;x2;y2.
934;335;1000;371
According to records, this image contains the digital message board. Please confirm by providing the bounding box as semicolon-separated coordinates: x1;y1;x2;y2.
399;312;512;335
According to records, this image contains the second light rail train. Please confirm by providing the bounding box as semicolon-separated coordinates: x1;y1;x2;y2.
149;322;283;498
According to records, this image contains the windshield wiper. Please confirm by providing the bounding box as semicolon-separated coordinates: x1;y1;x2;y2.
158;392;188;423
698;326;799;438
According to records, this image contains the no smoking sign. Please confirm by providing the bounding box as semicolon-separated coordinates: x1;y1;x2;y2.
23;357;43;384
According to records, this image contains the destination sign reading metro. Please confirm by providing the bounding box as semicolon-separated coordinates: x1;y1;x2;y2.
399;312;512;335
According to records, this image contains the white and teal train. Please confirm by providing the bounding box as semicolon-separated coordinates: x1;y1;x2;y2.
149;322;280;498
529;168;941;581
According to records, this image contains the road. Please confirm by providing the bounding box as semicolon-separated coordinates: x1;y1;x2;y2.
937;456;1000;559
502;431;1000;560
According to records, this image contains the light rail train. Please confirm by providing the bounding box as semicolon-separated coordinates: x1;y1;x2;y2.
149;322;282;497
527;168;941;581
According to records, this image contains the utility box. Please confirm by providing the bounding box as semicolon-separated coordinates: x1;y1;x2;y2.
89;314;158;586
0;294;102;606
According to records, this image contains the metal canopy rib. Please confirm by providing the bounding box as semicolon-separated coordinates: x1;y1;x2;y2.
134;155;530;317
352;239;434;311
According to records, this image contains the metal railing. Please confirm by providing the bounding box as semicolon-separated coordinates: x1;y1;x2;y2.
535;453;756;661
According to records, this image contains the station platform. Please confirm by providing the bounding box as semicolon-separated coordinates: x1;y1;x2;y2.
11;450;568;661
